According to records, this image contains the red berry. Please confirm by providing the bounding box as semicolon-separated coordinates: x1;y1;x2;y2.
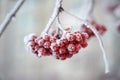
35;37;42;43
33;51;38;55
75;32;82;42
59;54;67;60
66;33;76;41
100;25;107;35
27;41;36;48
62;39;69;44
37;39;45;47
42;34;50;41
38;48;47;56
81;32;89;39
34;44;40;51
44;41;51;48
50;42;59;51
81;42;88;48
66;53;73;58
67;43;76;52
75;44;81;52
81;32;89;42
59;47;67;54
50;37;57;42
57;40;65;47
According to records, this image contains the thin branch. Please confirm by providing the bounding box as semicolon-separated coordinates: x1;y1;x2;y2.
0;0;25;38
63;10;109;73
42;0;63;34
85;22;109;73
56;16;65;33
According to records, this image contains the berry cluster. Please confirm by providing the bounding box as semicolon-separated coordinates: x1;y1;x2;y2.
24;31;89;60
81;20;107;39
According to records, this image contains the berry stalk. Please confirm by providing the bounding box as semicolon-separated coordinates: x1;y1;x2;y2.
42;0;63;35
63;9;109;73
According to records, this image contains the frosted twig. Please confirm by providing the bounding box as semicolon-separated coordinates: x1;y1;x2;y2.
56;16;66;33
42;0;63;34
0;0;25;38
63;10;109;73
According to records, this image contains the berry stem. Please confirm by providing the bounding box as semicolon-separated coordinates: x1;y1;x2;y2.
42;0;63;34
86;23;109;73
54;27;60;37
63;10;109;73
56;16;66;34
0;0;25;38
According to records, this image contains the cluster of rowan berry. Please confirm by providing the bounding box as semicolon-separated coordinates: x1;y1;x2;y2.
81;20;107;39
24;31;89;60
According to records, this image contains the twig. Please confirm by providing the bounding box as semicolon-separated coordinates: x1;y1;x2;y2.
63;10;109;73
86;0;109;73
42;0;63;34
0;0;25;38
56;16;65;33
85;22;109;73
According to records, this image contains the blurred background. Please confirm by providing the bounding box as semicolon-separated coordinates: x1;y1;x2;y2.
0;0;120;80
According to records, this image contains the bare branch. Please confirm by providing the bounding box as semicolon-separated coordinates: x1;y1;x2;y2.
0;0;25;38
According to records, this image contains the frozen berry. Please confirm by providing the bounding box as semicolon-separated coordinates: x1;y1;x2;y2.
44;41;51;48
67;43;76;52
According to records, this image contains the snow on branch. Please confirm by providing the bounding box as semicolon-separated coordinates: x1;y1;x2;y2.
0;0;25;37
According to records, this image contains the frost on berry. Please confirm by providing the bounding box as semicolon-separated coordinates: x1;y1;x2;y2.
42;34;50;41
52;51;59;56
50;37;57;42
59;47;67;54
24;33;37;45
57;40;65;47
50;42;59;51
66;33;76;41
24;31;89;60
67;43;76;52
37;38;45;47
75;31;82;42
39;48;51;56
81;32;89;42
44;41;51;49
62;38;69;44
